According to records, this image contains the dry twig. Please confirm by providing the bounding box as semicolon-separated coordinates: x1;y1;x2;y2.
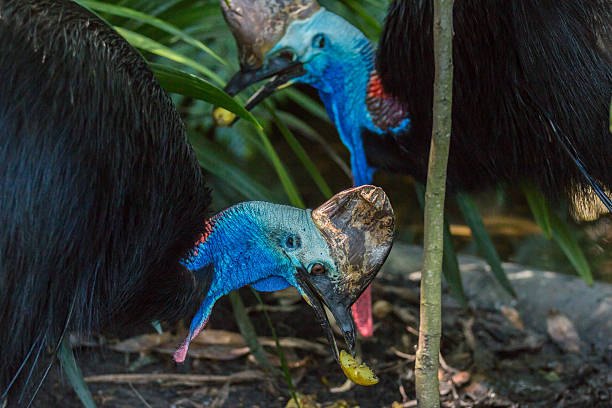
85;370;263;386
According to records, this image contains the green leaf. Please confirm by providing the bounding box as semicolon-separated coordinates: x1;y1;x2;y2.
339;0;382;37
58;339;97;408
414;183;467;305
276;111;351;178
521;186;592;284
254;127;306;208
282;89;331;123
267;105;333;200
150;70;303;207
150;63;261;129
456;192;516;297
522;185;552;238
549;212;593;285
189;134;281;202
76;0;228;66
113;26;225;85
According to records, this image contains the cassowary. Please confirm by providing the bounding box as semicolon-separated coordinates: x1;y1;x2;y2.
219;0;612;336
0;0;394;404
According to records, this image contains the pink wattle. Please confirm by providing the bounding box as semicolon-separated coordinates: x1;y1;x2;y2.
351;285;373;337
173;318;209;363
173;338;190;363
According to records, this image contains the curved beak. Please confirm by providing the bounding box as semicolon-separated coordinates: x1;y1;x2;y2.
295;268;355;361
218;0;318;121
298;185;395;362
224;58;305;111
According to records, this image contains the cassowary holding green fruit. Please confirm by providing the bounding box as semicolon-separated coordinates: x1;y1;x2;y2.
0;0;395;404
220;0;612;336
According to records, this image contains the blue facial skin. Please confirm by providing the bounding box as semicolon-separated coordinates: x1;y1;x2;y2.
268;9;410;186
181;201;337;344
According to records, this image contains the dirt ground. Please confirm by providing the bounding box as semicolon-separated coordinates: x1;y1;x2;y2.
31;261;611;408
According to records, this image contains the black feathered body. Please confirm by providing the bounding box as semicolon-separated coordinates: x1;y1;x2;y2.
374;0;612;203
0;0;209;399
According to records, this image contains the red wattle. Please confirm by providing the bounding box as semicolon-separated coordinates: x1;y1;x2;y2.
351;285;373;337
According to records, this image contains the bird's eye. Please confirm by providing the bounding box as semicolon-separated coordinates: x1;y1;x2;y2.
312;34;326;49
284;235;300;250
310;263;326;275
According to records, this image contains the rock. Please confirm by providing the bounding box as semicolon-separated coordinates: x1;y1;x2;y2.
382;243;612;352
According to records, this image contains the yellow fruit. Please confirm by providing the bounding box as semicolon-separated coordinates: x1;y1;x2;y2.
213;107;236;127
339;350;379;386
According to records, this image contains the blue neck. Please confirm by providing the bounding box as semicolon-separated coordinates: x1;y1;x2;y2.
184;203;293;294
292;26;409;186
305;39;376;186
182;203;292;336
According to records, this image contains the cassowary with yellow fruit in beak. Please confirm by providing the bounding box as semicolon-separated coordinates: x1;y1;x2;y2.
219;0;612;337
0;0;394;404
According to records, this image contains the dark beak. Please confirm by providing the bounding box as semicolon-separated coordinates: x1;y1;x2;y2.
296;268;356;362
222;57;305;123
308;185;395;363
218;0;316;118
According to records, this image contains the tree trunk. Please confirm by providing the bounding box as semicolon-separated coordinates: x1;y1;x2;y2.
415;0;454;407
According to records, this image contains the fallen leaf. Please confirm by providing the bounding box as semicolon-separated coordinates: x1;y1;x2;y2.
109;332;173;353
451;371;470;387
247;353;311;368
191;330;326;355
546;310;581;352
157;344;250;360
285;393;317;408
465;382;488;401
192;329;245;346
261;337;326;355
501;306;525;331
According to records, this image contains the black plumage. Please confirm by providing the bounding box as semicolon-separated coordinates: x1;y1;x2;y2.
375;0;612;209
0;0;209;401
